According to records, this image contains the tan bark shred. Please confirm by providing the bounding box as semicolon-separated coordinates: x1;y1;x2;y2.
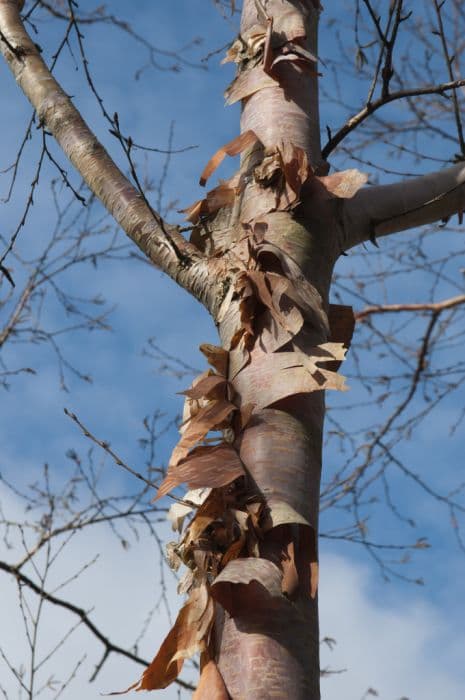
199;343;229;377
180;374;228;401
248;142;313;216
199;130;260;187
246;270;304;335
155;443;246;500
235;346;348;410
171;399;237;466
183;488;226;548
272;8;307;43
261;500;312;531
183;181;238;223
110;584;214;693
167;488;211;533
225;64;277;105
221;532;247;566
211;557;284;615
222;24;268;64
318;168;368;198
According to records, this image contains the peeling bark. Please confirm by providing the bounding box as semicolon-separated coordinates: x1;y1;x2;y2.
210;3;329;696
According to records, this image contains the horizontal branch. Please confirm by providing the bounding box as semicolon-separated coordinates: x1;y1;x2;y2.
341;161;465;248
322;78;465;159
0;0;222;315
0;559;195;691
355;294;465;321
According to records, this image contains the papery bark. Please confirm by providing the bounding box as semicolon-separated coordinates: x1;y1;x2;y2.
209;3;332;697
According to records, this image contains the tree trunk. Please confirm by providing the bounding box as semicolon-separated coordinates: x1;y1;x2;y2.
211;2;334;696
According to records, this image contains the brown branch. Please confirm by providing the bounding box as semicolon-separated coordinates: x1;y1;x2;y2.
64;408;157;490
433;0;465;156
0;560;195;690
355;294;465;321
322;78;465;159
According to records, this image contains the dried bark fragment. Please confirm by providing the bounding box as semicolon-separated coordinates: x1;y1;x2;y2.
110;584;214;693
222;23;268;64
225;64;277;105
272;7;307;43
180;374;228;401
155;443;246;500
268;523;319;600
246;269;304;335
235;345;348;410
246;141;312;216
167;488;211;532
252;235;329;334
183;181;238;224
199;344;230;377
199;130;260;187
318;168;368;198
221;531;247;565
183;488;227;549
261;500;312;531
171;399;237;466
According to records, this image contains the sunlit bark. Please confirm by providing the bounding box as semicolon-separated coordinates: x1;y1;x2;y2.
211;2;327;697
342;161;465;248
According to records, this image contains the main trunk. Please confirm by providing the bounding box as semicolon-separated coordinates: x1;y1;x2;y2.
212;2;337;697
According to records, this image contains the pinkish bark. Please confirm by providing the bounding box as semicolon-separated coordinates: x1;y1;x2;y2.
213;2;330;697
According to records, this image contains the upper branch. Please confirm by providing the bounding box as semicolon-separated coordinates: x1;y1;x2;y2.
322;79;465;160
341;161;465;249
0;0;222;315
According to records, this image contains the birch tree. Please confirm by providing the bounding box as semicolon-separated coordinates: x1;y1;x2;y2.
1;1;465;698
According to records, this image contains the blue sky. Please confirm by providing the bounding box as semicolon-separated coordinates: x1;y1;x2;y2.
1;1;465;698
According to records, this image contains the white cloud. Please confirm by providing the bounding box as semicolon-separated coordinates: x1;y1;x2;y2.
0;486;191;700
320;554;465;700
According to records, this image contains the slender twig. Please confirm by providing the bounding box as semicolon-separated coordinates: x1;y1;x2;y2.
355;294;465;321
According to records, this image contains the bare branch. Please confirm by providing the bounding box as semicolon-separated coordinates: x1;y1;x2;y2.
355;294;465;321
322;78;465;159
0;0;222;314
0;559;195;691
341;161;465;248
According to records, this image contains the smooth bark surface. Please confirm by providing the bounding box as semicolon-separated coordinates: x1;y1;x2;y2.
342;161;465;248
